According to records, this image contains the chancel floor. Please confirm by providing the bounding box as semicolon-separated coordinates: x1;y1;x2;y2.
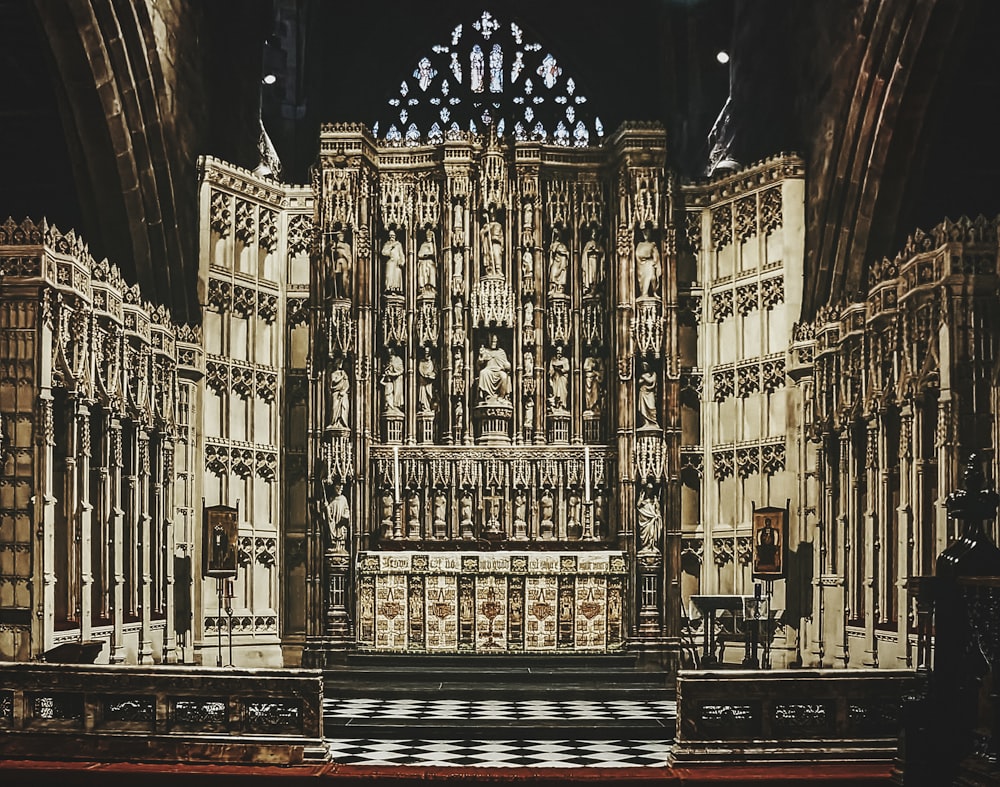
323;696;677;768
325;737;674;768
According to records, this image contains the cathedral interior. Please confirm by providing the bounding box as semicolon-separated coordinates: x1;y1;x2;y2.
0;0;999;782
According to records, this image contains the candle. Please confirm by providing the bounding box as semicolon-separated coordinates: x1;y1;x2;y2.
584;445;591;502
393;445;401;504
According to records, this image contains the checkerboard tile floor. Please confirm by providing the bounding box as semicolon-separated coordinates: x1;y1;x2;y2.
324;697;677;721
325;738;673;768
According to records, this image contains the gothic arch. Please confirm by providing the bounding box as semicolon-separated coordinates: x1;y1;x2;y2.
34;0;194;320
802;0;978;317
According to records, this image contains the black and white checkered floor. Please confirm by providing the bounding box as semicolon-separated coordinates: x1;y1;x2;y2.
324;696;677;720
325;738;673;768
323;697;676;768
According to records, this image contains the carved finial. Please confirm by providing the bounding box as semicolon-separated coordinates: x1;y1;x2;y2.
945;452;999;525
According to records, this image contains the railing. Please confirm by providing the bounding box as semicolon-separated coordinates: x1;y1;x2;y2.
0;664;325;764
672;669;917;765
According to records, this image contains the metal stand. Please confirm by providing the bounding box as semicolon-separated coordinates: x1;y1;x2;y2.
224;579;234;667
216;578;224;667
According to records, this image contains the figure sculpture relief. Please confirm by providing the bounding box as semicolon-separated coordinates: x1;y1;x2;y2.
638;360;659;428
407;493;421;538
594;492;606;539
418;348;437;413
637;484;662;553
477;333;511;404
323;482;350;553
548;346;570;412
417;229;437;295
460;492;474;537
328;355;350;429
583;356;603;415
581;228;603;295
480;213;504;276
433;492;447;536
539;488;555;538
381;350;404;414
451;301;466;346
635;226;661;297
382;229;405;293
325;230;353;300
520;207;535;279
379;491;395;539
548;230;569;295
514;490;528;533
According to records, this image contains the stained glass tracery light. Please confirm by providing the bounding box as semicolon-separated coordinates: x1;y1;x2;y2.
374;9;603;147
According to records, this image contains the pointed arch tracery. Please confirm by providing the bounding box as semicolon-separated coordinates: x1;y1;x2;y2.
374;10;603;147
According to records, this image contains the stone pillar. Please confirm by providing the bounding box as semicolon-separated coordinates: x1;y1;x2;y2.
76;403;93;642
109;417;126;663
896;404;914;666
137;427;153;663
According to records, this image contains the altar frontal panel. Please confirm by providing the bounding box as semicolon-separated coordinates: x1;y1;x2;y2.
356;552;627;653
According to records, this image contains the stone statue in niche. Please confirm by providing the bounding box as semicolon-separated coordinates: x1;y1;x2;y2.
379;491;395;540
520;205;535;279
323;481;350;553
460;492;474;538
635;226;661;298
513;490;528;537
548;229;569;295
523;395;534;434
382;229;405;293
637;360;659;428
417;229;437;295
567;492;582;539
637;483;662;554
485;499;502;535
539;488;555;539
381;350;404;414
454;399;464;437
325;229;353;300
594;492;606;538
523;349;534;377
480;211;504;276
523;299;534;327
451;301;466;346
451;244;465;282
477;333;512;404
452;200;464;231
328;355;350;429
407;493;421;538
418;348;437;413
548;345;570;412
581;227;603;295
433;491;447;537
583;356;604;415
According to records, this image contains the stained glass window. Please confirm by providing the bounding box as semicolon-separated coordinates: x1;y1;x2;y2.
374;10;603;147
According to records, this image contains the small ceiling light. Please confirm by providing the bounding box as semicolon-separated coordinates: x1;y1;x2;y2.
716;51;730;65
263;74;277;85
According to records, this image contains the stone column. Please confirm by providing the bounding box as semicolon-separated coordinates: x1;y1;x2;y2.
76;403;93;642
109;417;126;663
137;427;153;663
